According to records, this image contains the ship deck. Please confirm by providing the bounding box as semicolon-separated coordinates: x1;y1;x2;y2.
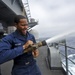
36;46;65;75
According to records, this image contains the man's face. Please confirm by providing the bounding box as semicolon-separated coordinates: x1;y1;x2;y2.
15;19;28;35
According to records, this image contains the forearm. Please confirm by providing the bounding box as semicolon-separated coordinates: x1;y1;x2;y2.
0;46;24;64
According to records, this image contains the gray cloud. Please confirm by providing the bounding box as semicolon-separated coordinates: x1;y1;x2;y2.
22;0;75;38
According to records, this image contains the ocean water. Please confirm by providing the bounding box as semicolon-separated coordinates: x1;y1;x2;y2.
59;36;75;55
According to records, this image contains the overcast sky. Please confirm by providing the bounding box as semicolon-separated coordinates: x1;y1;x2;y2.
22;0;75;38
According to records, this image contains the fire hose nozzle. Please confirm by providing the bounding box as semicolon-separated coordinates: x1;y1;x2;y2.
24;40;47;53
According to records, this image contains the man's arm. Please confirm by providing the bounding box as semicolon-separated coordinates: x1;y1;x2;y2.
0;38;34;64
0;37;24;64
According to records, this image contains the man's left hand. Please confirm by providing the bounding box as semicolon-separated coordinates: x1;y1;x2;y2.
32;49;39;58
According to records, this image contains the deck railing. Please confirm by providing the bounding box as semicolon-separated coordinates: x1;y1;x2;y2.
58;42;75;75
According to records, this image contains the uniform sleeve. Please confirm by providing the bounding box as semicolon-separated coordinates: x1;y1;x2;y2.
32;35;36;43
0;36;24;64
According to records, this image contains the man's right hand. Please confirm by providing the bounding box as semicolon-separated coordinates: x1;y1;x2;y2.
23;40;33;50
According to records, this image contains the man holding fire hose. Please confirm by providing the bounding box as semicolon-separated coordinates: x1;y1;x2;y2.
0;15;41;75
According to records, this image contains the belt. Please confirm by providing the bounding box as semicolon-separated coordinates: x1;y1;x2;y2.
14;59;36;66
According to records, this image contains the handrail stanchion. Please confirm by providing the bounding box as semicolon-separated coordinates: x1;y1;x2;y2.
65;41;68;75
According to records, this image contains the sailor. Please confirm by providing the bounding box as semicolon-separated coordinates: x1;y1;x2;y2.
0;15;41;75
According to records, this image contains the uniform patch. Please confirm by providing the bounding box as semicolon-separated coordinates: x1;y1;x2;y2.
15;43;22;46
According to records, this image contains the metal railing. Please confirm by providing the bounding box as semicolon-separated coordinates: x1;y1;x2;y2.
59;42;75;75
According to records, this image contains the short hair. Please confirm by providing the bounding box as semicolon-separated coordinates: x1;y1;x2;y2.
14;15;26;23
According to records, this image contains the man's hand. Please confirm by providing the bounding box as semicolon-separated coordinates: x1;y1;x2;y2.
23;40;33;50
32;49;39;58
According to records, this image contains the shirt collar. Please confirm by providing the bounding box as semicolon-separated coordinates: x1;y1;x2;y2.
14;30;29;41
